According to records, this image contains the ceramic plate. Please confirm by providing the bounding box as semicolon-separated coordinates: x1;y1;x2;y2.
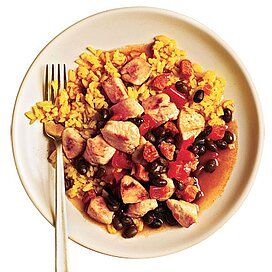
11;7;263;258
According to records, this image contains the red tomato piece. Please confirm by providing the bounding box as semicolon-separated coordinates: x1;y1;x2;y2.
164;121;179;135
159;141;176;161
175;185;199;202
139;114;160;136
113;169;126;182
176;150;195;163
151;73;171;91
179;137;195;150
164;85;187;109
180;59;193;80
143;142;159;162
199;151;219;165
168;161;190;182
112;151;132;169
149;186;168;199
209;125;227;141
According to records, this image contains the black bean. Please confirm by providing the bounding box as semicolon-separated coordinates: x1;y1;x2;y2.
221;108;232;123
192;164;204;177
223;131;235;144
197;145;206;156
65;178;73;191
107;194;119;206
148;161;159;172
165;137;175;144
153;127;166;139
204;159;218;173
122;225;138;238
204;126;212;136
106;196;120;212
100;108;110;120
154;206;166;214
205;140;218;152
128;117;144;126
94;167;106;179
112;216;123;230
96;120;106;129
156;157;168;167
215;139;228;150
189;145;200;156
120;215;134;226
143;211;156;225
151;179;167;187
165;212;179;226
145;132;156;143
194;138;206;146
174;179;184;191
149;172;162;180
76;158;88;175
175;81;189;94
193;90;204;103
149;218;163;228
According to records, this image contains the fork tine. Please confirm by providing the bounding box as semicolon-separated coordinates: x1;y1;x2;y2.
57;64;61;91
45;64;50;101
63;64;67;89
51;64;55;102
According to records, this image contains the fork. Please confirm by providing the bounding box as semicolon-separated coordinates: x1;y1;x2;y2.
44;64;69;272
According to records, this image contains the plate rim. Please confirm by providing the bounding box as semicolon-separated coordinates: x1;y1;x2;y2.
11;6;264;258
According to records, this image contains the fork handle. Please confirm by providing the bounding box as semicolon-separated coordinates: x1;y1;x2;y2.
55;141;68;272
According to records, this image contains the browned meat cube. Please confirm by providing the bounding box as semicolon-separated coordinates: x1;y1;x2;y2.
101;120;140;154
166;199;199;228
62;128;86;159
142;93;179;123
87;196;114;224
178;107;205;140
83;135;116;165
111;98;144;120
121;57;152;85
120;175;149;204
101;76;128;103
159;141;176;161
127;199;158;218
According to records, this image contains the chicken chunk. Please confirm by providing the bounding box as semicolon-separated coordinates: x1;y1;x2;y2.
83;135;116;165
111;98;144;120
87;196;114;224
121;57;152;85
62;128;86;159
142;94;179;123
101;120;140;154
166;199;199;228
120;175;149;204
177;107;205;140
101;76;128;103
150;174;175;201
131;136;147;165
127;199;158;218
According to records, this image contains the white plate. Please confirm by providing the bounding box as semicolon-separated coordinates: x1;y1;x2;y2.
11;7;263;258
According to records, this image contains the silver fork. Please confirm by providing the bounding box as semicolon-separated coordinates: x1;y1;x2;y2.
44;64;69;272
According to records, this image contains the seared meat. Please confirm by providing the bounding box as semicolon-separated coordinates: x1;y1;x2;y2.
127;199;158;218
101;76;128;103
120;175;149;204
142;93;179;123
121;57;152;85
87;196;114;224
166;199;199;228
131;136;147;165
177;107;205;140
111;98;144;120
83;135;116;165
62;128;86;159
101;120;140;154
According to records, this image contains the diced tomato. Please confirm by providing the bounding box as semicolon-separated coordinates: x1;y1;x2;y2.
168;161;190;182
179;136;195;150
139;114;159;136
164;85;187;109
180;59;193;80
112;151;132;169
176;149;195;163
164;121;179;135
143;142;159;162
175;185;199;202
149;186;168;199
203;83;212;95
133;164;149;182
209;125;227;141
113;169;126;182
159;141;176;161
199;151;219;165
151;73;171;91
